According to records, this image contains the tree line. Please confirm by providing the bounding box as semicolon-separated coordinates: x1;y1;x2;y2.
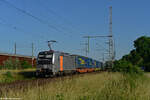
113;36;150;74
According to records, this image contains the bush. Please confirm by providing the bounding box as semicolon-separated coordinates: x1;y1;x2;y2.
21;60;32;69
113;60;143;75
143;62;150;72
5;71;13;78
3;58;13;69
0;65;3;70
1;71;14;83
3;58;21;69
2;58;32;69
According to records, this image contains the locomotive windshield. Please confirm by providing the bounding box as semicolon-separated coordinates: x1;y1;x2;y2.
38;52;53;64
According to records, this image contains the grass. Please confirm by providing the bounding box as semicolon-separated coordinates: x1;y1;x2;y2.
1;72;150;100
0;68;36;83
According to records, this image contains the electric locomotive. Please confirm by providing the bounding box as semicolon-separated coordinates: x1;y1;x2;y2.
36;50;76;77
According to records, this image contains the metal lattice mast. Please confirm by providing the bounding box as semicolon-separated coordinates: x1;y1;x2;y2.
14;42;16;55
82;36;90;56
32;43;34;67
80;42;88;56
83;35;111;57
109;6;114;68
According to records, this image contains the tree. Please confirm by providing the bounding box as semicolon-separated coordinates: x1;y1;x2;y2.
114;36;150;72
134;36;150;71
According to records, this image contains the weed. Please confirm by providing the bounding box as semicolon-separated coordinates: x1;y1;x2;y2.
1;72;150;100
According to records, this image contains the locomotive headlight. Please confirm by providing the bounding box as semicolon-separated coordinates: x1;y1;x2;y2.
46;55;52;58
43;65;48;69
38;55;44;57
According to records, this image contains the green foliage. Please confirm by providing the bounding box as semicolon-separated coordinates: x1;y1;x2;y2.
134;36;150;58
3;58;21;69
115;36;150;72
0;65;3;70
113;60;143;75
21;60;32;69
56;93;64;100
133;36;150;71
0;69;36;83
144;62;150;71
97;73;149;100
0;71;14;83
1;58;32;69
5;71;13;78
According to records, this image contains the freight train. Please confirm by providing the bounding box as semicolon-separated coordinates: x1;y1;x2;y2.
36;50;103;77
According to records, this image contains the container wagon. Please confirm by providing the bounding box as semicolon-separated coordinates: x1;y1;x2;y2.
0;53;36;67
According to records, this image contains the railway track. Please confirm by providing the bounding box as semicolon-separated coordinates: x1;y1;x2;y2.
0;71;103;94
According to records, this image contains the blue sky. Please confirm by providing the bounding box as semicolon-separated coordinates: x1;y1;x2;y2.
0;0;149;61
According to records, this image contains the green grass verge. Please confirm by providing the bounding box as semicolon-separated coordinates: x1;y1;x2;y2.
0;69;36;83
1;72;150;100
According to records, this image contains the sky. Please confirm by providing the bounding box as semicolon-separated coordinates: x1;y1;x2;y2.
0;0;149;61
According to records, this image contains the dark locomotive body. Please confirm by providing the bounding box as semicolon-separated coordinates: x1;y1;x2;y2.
36;50;102;76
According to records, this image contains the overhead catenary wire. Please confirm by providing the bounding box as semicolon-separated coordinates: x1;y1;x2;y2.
0;17;47;41
38;0;85;36
0;18;28;35
0;17;50;55
0;0;105;58
0;0;90;51
0;0;73;37
95;42;109;52
0;0;83;57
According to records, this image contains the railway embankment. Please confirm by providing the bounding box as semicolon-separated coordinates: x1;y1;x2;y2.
0;72;150;100
0;69;36;83
0;69;102;92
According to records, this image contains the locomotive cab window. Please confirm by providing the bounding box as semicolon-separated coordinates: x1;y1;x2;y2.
37;52;53;64
38;52;53;59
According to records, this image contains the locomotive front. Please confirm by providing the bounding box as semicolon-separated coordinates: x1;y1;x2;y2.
36;50;54;77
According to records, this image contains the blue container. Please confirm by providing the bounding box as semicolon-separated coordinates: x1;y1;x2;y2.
93;60;97;68
75;55;102;69
76;56;86;68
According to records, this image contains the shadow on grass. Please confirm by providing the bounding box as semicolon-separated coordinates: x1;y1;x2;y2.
18;71;36;79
